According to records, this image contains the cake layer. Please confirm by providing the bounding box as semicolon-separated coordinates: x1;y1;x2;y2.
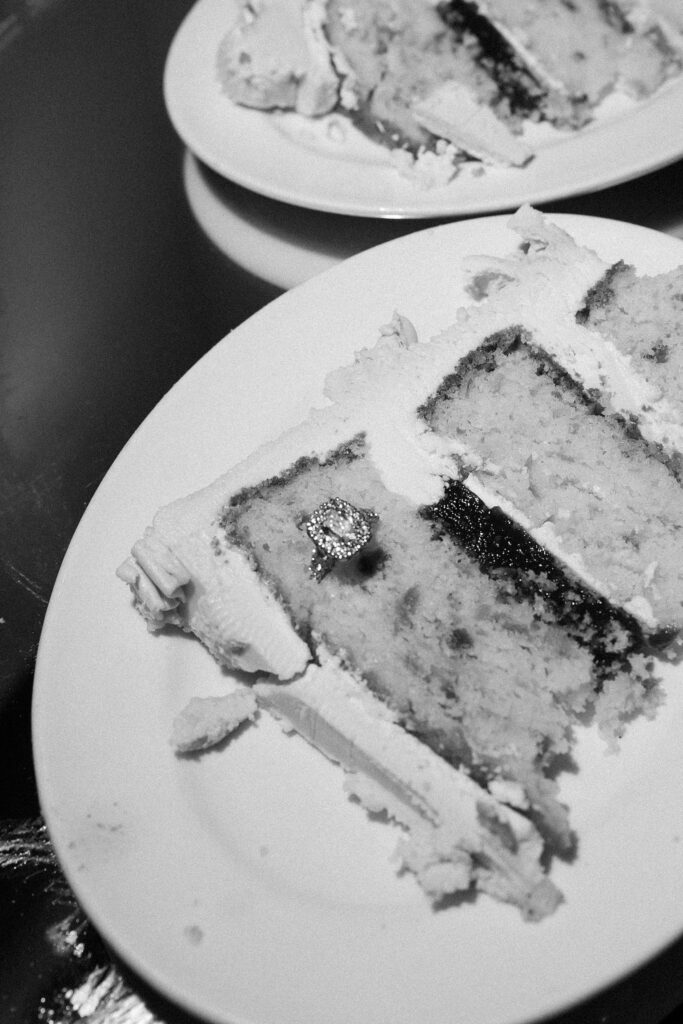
424;331;683;630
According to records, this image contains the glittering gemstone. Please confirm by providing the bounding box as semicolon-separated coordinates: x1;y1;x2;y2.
303;497;379;581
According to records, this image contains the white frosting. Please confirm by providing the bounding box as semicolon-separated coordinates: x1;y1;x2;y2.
297;0;342;115
171;690;258;753
255;652;560;917
119;525;310;678
412;82;533;167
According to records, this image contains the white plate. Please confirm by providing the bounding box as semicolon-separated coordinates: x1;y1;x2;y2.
34;214;683;1024
164;0;683;219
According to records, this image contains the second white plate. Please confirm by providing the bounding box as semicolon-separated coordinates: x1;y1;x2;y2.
164;0;683;218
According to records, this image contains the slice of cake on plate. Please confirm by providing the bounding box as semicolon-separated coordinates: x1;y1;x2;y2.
216;0;682;180
118;206;683;919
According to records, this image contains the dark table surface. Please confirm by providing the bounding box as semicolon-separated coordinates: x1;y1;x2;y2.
1;1;683;1022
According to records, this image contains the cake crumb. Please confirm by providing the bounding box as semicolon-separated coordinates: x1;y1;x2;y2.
171;690;258;753
184;924;204;945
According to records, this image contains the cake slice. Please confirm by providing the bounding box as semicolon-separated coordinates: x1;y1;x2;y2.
118;207;682;917
215;0;682;179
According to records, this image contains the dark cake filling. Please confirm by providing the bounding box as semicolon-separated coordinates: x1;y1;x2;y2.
436;0;548;117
